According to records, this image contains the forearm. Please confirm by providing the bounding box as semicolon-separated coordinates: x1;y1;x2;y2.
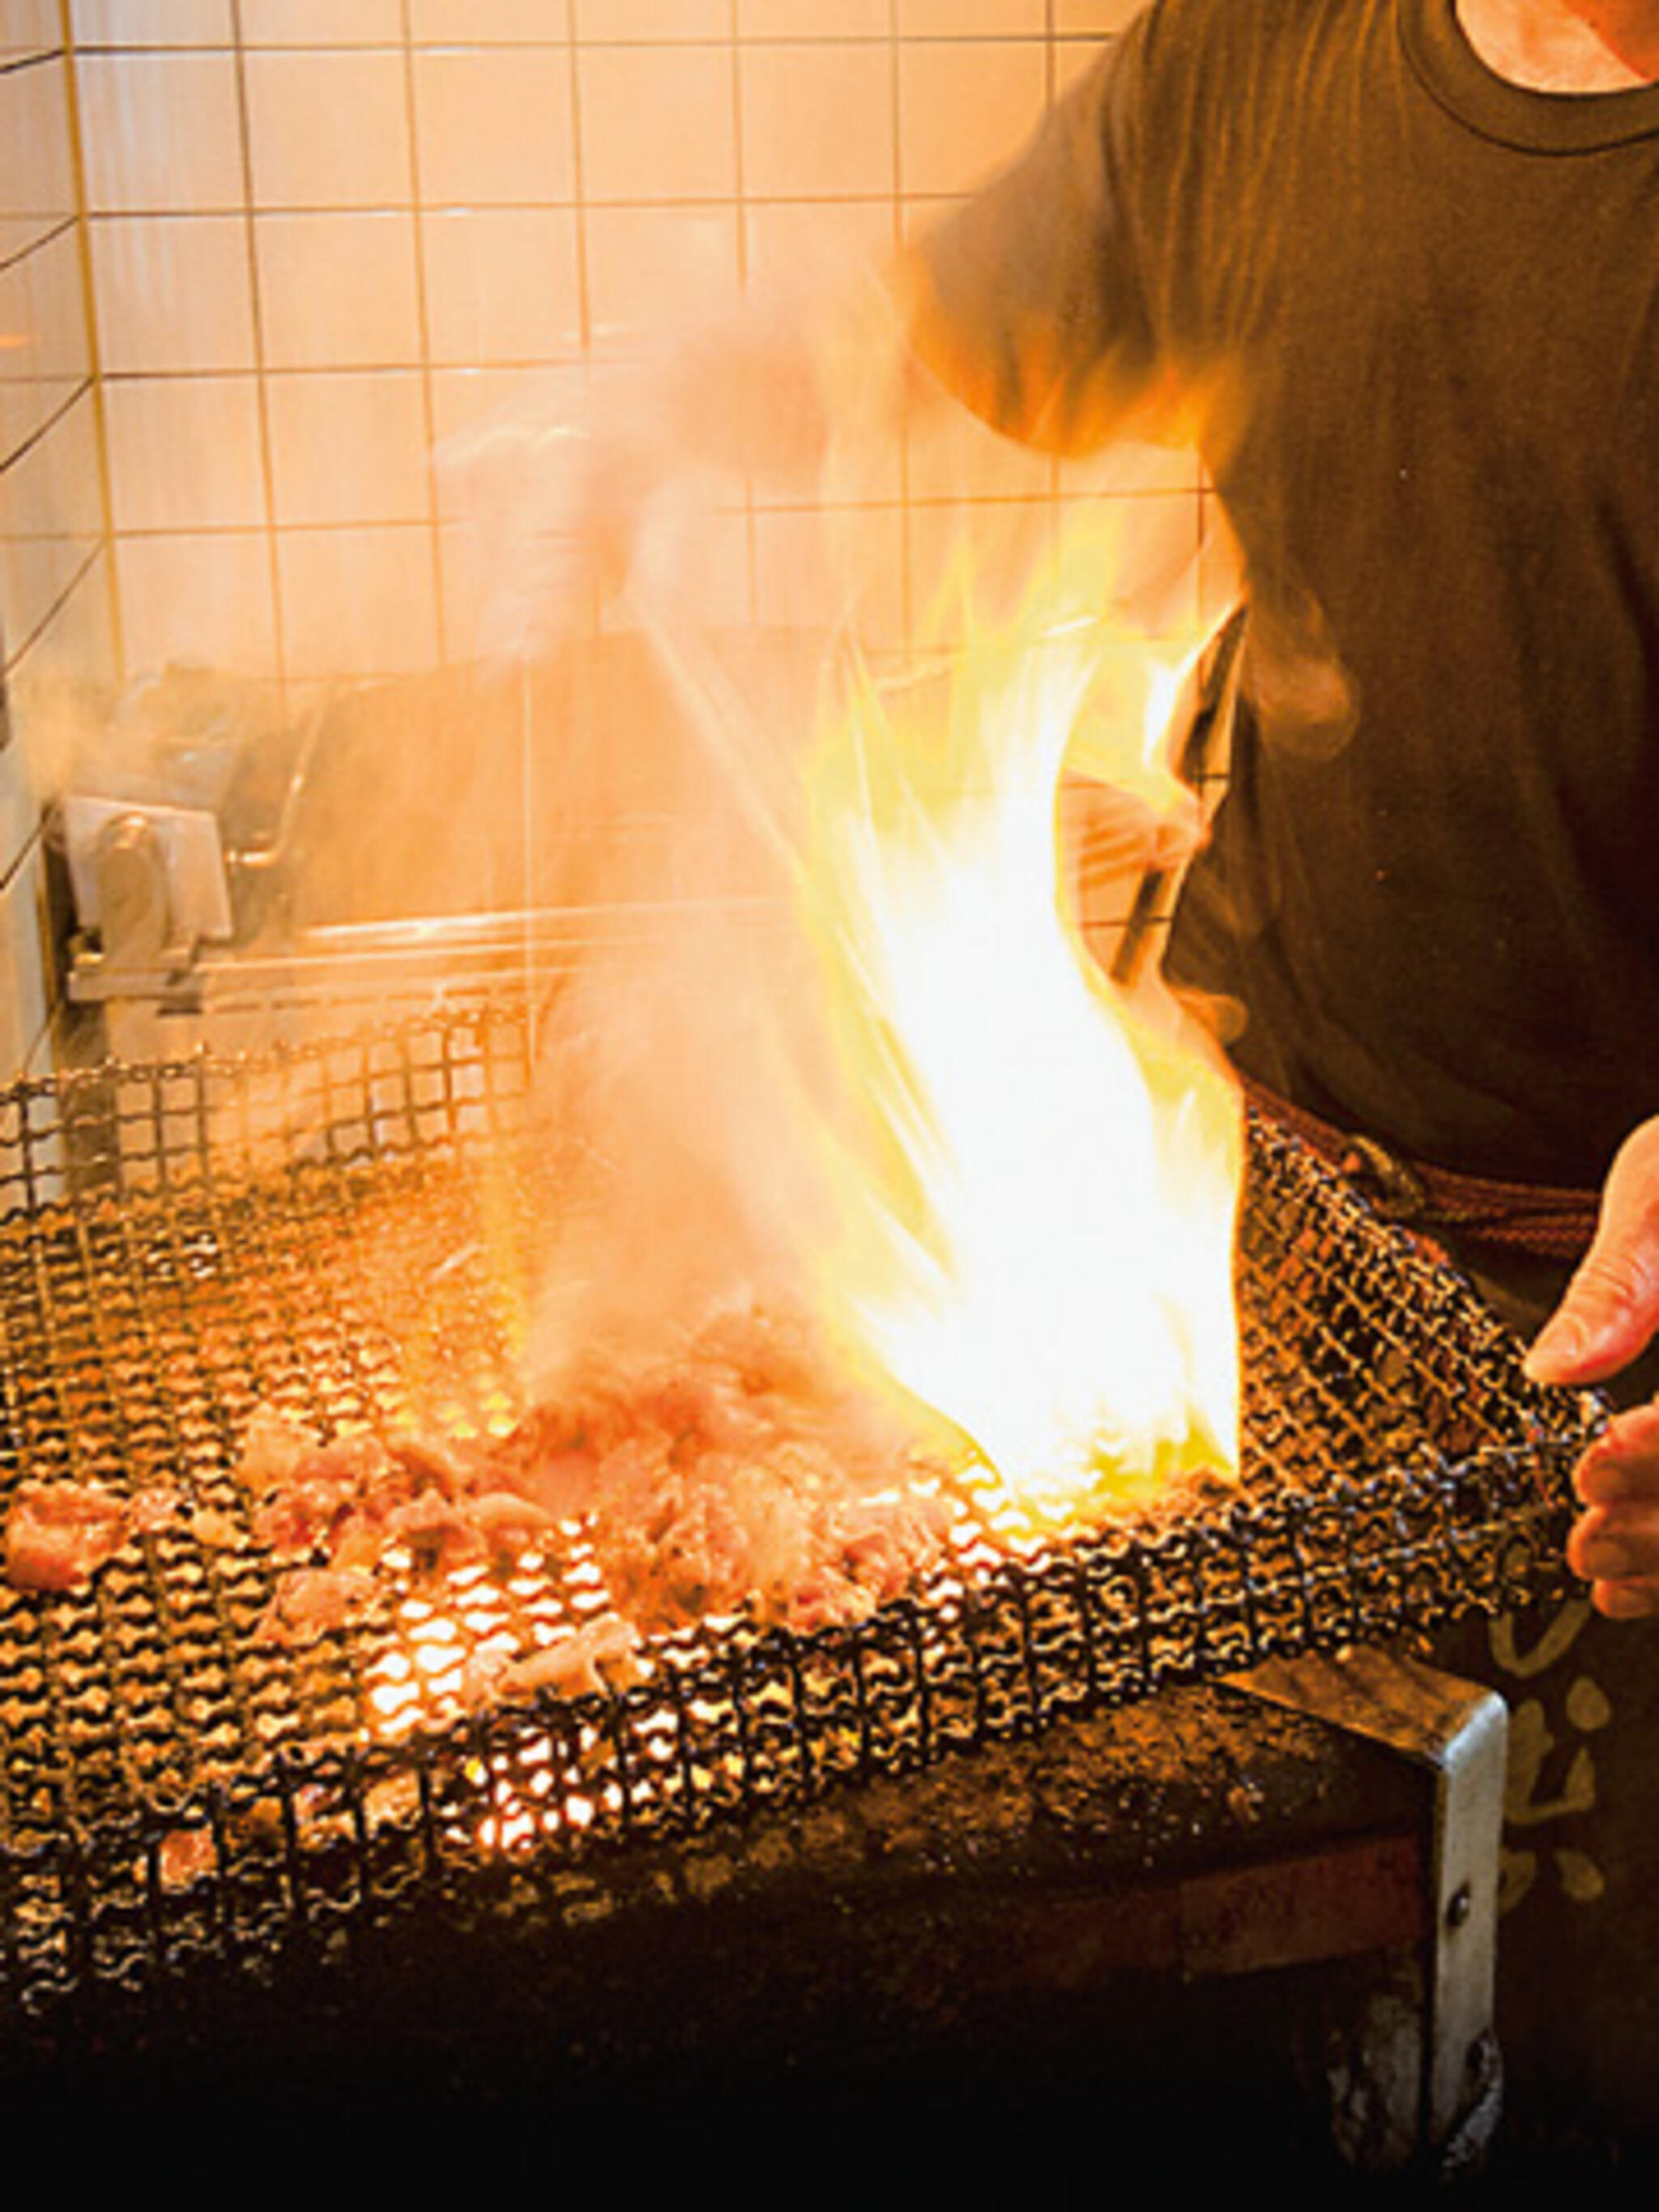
646;259;928;489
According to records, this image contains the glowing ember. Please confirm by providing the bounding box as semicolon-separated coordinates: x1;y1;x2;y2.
800;526;1244;1515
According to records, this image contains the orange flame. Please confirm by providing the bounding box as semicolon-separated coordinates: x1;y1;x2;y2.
799;523;1243;1516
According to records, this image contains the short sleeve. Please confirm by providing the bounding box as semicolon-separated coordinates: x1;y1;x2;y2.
904;21;1164;455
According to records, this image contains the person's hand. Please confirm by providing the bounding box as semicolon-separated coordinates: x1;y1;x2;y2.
437;376;680;663
1057;772;1205;894
1525;1117;1659;1617
437;275;909;665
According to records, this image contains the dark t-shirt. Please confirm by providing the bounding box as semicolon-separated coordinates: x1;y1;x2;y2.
914;2;1659;2150
915;0;1659;1189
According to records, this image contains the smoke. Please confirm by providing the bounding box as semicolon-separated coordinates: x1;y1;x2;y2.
411;263;1263;1431
513;618;858;1392
42;262;1250;1433
433;286;907;1394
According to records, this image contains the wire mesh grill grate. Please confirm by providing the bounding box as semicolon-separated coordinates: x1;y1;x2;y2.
0;1005;1593;2026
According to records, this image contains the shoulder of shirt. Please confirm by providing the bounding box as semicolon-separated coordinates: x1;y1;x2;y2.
1087;0;1376;163
1127;0;1372;85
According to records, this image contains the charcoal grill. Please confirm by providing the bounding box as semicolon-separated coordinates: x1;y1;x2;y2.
0;1004;1595;2140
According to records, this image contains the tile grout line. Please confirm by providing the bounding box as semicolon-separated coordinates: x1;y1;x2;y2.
56;0;122;689
228;0;289;717
399;0;447;670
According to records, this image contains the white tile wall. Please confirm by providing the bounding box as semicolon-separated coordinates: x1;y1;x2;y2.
740;44;897;198
412;45;577;203
0;0;1206;1076
420;207;584;363
900;37;1052;194
410;1;565;40
114;530;275;679
104;373;265;531
265;369;429;526
580;45;738;202
738;2;889;32
0;837;48;1076
0;33;116;1079
275;521;440;678
583;202;742;337
239;0;403;49
243;49;414;208
0;55;75;215
0;226;83;454
579;1;732;38
0;0;62;62
70;2;233;43
254;209;424;369
900;2;1051;36
76;52;245;212
58;0;1196;705
89;214;256;372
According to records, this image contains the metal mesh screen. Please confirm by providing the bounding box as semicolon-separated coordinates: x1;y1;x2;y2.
0;1005;1593;2031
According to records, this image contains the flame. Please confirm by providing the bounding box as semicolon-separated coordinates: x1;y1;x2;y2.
799;525;1244;1516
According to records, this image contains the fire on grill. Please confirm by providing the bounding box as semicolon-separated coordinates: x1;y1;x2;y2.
0;503;1600;2128
0;1010;1593;2114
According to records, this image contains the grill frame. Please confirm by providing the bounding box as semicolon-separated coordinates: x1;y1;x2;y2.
0;1005;1595;2047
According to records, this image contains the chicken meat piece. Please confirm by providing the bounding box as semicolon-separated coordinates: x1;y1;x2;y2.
5;1480;130;1593
462;1613;642;1707
231;1294;956;1656
254;1563;377;1644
